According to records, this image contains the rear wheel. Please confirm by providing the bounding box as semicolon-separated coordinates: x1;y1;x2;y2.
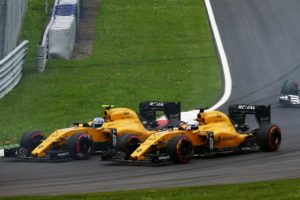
19;130;45;156
116;134;140;158
167;136;193;163
68;133;94;160
256;124;281;151
281;79;298;95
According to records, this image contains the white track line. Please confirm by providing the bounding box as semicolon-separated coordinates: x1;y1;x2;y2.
204;0;232;111
181;0;232;122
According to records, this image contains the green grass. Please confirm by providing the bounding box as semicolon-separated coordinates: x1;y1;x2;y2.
0;0;221;144
1;179;300;200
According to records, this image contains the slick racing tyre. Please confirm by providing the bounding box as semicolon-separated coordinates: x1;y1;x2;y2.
167;135;193;163
68;132;94;160
281;79;298;95
20;130;46;156
256;124;281;151
116;134;140;158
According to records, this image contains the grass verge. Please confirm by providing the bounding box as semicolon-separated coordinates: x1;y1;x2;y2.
1;178;300;199
0;0;221;143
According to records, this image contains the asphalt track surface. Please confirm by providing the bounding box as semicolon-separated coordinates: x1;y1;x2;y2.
1;0;300;196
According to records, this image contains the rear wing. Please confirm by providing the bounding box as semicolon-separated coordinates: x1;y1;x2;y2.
228;104;270;125
139;101;181;127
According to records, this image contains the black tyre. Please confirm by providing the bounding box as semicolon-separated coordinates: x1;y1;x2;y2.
167;135;193;163
68;133;94;160
20;130;45;156
281;79;298;95
116;134;140;157
256;124;281;152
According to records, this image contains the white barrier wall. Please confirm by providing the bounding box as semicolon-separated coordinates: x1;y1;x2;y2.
36;0;80;72
49;16;76;59
0;41;29;99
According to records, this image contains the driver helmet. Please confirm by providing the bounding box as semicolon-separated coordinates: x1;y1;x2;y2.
186;121;199;130
92;117;104;128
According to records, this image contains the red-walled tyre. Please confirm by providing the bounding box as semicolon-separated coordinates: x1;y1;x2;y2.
256;124;281;152
20;130;45;156
68;133;94;160
116;134;140;158
167;135;193;163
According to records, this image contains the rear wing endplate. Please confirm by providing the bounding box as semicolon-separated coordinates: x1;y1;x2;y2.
228;104;270;125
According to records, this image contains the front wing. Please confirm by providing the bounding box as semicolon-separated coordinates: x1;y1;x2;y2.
1;146;72;162
279;95;300;105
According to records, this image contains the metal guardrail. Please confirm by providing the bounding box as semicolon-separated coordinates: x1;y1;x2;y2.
0;0;28;60
0;40;29;99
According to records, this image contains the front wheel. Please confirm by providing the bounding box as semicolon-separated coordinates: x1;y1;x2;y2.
68;133;94;160
167;136;193;163
256;124;281;151
19;130;46;156
116;134;141;158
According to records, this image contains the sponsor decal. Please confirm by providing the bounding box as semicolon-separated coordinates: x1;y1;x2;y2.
260;117;270;121
169;113;180;118
216;135;237;143
57;152;69;157
158;155;170;160
120;112;131;119
149;101;165;107
112;134;117;147
217;115;223;119
237;104;255;110
208;132;214;150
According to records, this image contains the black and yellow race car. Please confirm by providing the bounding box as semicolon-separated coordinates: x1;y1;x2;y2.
107;104;281;164
3;101;180;161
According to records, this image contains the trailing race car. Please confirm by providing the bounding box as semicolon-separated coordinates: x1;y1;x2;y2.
279;79;300;105
3;101;180;161
108;104;282;164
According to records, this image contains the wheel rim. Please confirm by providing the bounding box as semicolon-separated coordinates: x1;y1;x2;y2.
76;135;92;158
176;138;193;162
269;126;281;150
125;137;140;155
29;133;44;150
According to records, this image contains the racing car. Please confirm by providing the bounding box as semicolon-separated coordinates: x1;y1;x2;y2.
107;104;281;164
3;101;180;161
279;79;300;105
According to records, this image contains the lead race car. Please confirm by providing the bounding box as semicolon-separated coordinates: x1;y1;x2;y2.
279;79;300;105
2;101;180;161
107;104;282;164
